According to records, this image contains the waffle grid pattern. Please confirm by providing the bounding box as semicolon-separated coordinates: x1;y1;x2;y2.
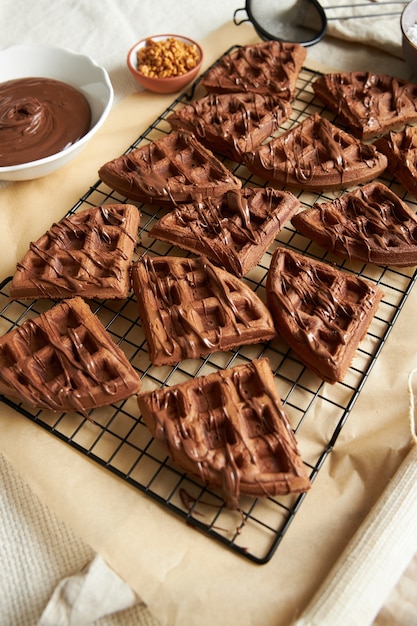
149;187;299;276
167;92;292;160
131;255;276;366
10;205;139;300
0;49;416;564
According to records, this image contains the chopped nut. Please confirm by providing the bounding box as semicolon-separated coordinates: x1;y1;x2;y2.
136;37;199;79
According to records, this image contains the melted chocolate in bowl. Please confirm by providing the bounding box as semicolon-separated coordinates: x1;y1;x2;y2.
0;77;92;166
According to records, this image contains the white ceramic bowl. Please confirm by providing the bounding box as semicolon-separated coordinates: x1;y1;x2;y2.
0;45;113;181
401;0;417;78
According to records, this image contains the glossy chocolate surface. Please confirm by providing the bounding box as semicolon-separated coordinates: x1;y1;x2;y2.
131;255;277;366
266;247;384;382
0;297;141;412
0;77;91;166
138;358;310;509
313;72;417;139
292;182;417;266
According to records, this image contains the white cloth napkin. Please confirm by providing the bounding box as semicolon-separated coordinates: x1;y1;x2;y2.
322;0;405;57
37;555;144;626
294;370;417;626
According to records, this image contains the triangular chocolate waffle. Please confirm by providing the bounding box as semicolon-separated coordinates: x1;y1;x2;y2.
292;182;417;267
149;187;300;276
10;204;140;301
167;92;292;162
137;357;311;509
131;255;277;366
313;72;417;139
374;126;417;197
266;247;383;383
201;40;306;101
244;113;387;192
0;297;141;412
98;131;241;206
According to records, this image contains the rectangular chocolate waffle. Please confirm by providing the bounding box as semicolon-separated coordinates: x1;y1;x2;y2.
137;357;311;510
0;297;141;413
131;254;277;366
266;247;384;383
10;204;140;301
98;131;242;206
149;187;300;276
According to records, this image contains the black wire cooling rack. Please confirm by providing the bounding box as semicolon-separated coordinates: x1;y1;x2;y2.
0;48;416;564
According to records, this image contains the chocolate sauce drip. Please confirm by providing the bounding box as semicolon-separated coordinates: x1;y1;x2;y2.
293;182;417;266
202;40;306;100
266;247;383;382
99;131;241;205
138;358;310;509
244;113;387;191
132;255;276;366
143;255;252;360
313;72;417;139
170;92;291;156
0;298;140;413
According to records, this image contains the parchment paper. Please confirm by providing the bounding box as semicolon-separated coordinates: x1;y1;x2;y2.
1;21;416;626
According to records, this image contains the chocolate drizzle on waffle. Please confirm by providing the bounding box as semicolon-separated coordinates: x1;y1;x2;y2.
10;204;140;301
98;131;242;206
374;126;417;197
167;92;292;161
201;40;306;101
266;248;383;383
244;113;387;191
137;357;311;509
131;255;276;366
0;297;141;413
313;72;417;139
292;182;417;266
149;187;300;276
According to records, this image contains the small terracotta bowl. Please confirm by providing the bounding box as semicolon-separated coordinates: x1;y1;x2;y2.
401;0;417;78
127;34;203;94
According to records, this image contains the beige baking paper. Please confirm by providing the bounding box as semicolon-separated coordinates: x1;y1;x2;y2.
0;21;416;626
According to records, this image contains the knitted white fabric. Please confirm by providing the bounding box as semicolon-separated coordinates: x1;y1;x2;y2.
0;454;159;626
294;371;417;626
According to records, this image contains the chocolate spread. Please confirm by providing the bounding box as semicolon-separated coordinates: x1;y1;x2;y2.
0;77;91;166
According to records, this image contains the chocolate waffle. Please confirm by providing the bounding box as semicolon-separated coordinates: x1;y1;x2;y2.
98;131;241;206
313;72;417;139
201;40;306;101
131;255;277;366
244;113;387;192
0;297;141;413
266;247;383;383
374;126;417;197
149;187;300;276
10;204;140;301
167;92;292;162
292;182;417;267
137;357;311;509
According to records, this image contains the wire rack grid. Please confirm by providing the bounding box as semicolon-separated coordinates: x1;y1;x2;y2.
0;47;416;564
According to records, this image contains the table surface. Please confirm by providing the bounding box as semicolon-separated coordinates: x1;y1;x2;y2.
1;2;417;626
